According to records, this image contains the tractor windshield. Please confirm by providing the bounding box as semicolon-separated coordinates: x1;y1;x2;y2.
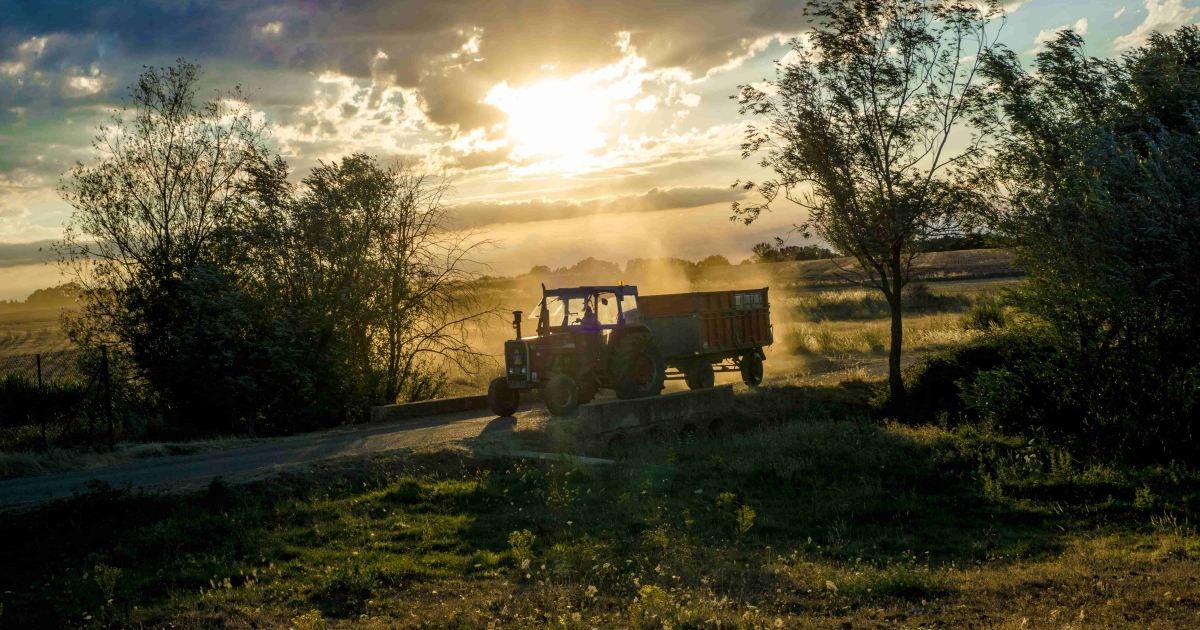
532;288;638;330
596;292;619;325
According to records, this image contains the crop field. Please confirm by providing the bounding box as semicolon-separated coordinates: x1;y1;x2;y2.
0;307;75;357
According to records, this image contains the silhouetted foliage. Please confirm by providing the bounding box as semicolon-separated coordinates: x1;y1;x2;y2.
733;0;1000;416
974;26;1200;460
57;61;494;435
749;238;836;263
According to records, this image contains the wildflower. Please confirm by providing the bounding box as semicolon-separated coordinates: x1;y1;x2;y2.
587;585;598;597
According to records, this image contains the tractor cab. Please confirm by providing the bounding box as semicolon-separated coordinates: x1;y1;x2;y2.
491;284;660;416
531;284;640;335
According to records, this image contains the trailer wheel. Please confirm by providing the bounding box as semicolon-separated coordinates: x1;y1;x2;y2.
543;374;579;416
685;361;715;390
488;377;520;417
740;351;764;387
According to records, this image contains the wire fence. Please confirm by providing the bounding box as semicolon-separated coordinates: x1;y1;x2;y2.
0;348;93;384
0;347;116;450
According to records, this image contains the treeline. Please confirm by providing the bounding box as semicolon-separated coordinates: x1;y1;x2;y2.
895;27;1200;462
519;235;989;279
0;283;80;311
56;62;492;436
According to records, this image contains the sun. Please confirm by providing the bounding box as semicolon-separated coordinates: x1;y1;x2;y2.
485;78;612;160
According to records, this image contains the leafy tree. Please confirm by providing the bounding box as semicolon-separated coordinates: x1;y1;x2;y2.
750;238;837;263
697;254;732;267
58;60;269;430
241;154;497;424
59;61;495;434
977;27;1200;457
733;0;999;415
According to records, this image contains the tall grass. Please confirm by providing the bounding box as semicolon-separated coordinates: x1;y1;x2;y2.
786;284;974;323
783;315;975;356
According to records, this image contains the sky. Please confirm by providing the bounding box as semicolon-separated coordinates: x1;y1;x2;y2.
1;0;1198;297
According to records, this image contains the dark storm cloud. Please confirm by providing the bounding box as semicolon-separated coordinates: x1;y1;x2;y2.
0;0;812;131
454;185;743;228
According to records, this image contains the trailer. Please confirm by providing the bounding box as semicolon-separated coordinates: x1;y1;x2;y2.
638;287;772;389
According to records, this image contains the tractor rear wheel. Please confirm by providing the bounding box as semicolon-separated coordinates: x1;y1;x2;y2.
740;351;764;387
488;377;520;416
685;360;715;390
610;333;666;399
576;370;599;404
543;374;579;416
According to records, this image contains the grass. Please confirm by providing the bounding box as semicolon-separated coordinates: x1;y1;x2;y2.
2;385;1198;629
783;314;976;357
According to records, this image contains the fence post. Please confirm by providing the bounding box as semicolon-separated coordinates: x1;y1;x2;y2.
36;353;46;449
102;345;114;448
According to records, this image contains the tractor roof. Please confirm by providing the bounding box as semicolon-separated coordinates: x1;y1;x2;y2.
542;285;638;296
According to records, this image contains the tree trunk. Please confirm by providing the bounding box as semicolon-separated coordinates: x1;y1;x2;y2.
887;286;908;421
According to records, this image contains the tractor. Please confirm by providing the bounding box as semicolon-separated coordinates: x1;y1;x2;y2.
487;284;664;416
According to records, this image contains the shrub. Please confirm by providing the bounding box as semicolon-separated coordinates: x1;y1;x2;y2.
961;294;1010;331
894;327;1068;430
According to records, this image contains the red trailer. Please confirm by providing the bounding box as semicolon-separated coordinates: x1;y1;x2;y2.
637;287;772;389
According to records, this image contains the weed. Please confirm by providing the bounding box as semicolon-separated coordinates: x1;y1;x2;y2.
508;529;536;560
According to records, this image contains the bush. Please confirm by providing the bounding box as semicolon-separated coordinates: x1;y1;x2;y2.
960;294;1010;331
0;374;86;428
895;328;1069;431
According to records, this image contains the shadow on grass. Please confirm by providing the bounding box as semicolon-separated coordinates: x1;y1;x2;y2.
1;382;1196;627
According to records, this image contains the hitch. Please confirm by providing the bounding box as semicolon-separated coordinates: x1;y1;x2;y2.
512;310;523;339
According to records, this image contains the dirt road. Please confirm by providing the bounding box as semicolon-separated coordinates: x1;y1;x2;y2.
0;404;550;509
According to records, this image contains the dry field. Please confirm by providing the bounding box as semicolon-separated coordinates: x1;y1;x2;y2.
0;307;75;357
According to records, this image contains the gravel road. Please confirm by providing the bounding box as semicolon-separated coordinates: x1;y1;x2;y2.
0;403;550;509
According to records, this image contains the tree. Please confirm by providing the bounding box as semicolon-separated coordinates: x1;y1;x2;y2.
697;254;732;267
750;238;837;263
732;0;998;415
59;60;270;428
977;27;1200;457
241;153;497;423
59;60;496;434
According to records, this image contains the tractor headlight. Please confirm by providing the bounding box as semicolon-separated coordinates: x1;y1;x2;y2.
508;368;514;375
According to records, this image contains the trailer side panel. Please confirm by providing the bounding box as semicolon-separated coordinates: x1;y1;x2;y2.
640;288;772;359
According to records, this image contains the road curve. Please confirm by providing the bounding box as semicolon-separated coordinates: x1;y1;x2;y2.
0;404;549;509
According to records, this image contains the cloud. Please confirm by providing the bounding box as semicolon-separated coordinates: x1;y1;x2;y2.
1113;0;1200;50
0;0;815;134
1031;18;1090;53
453;185;744;228
0;239;56;268
1115;6;1128;18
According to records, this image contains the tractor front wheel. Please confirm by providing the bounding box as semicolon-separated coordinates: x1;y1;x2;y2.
488;377;520;416
543;374;579;416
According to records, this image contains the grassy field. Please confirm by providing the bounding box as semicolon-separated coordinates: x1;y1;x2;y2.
0;307;75;356
2;385;1197;628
